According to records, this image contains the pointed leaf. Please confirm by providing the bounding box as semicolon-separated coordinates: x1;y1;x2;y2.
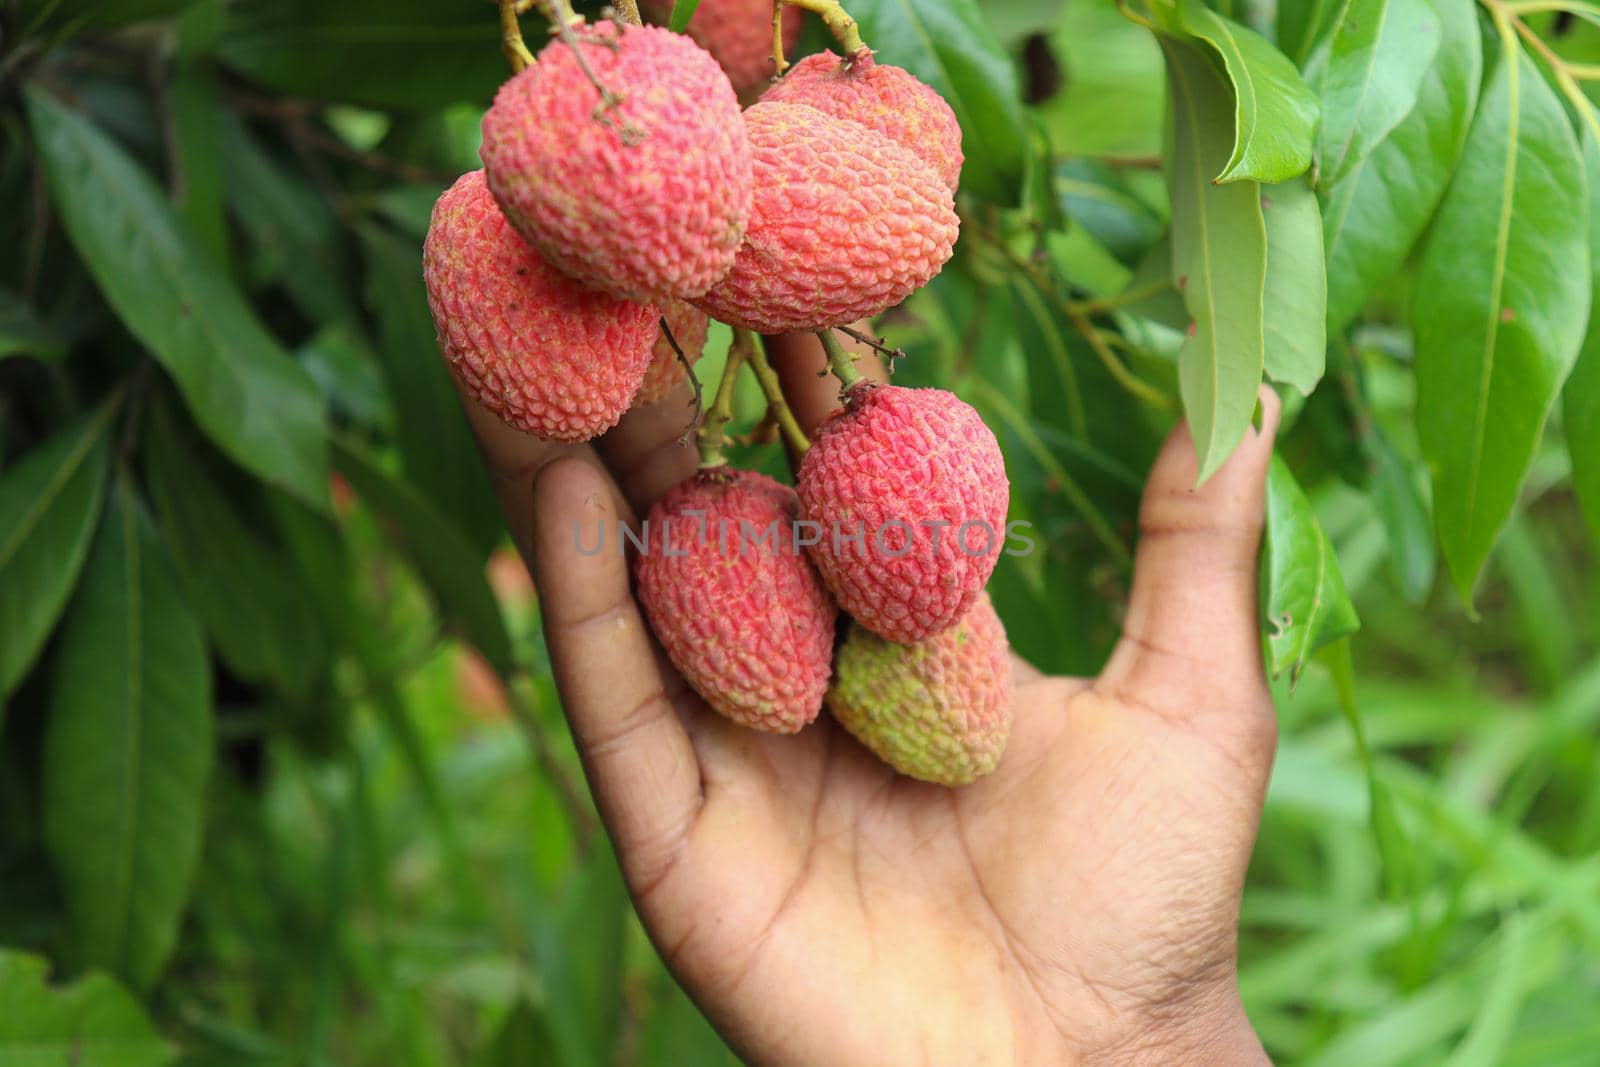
1175;0;1320;183
1564;128;1600;545
1163;37;1268;484
1414;47;1590;602
0;401;115;704
1322;0;1481;332
1263;456;1360;683
0;949;171;1067
848;0;1028;202
43;479;214;992
1262;175;1327;395
25;88;329;510
1317;0;1442;188
144;399;328;696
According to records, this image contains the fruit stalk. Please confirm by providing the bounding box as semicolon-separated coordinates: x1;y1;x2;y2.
499;0;536;72
745;331;811;454
816;328;864;390
612;0;643;26
697;330;752;468
772;1;791;73
777;0;864;55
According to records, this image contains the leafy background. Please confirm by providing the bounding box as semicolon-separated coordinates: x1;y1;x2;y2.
2;0;1599;1063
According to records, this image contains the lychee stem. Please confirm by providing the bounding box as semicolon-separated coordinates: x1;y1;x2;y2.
816;328;865;390
772;1;790;74
610;0;642;25
778;0;865;56
746;332;811;454
697;330;752;469
499;0;536;72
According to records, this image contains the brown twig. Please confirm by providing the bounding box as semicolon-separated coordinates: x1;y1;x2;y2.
657;316;704;444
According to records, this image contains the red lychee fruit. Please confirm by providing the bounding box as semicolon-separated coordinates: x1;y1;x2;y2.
635;470;837;732
828;592;1013;786
762;50;963;192
635;300;710;405
640;0;803;98
797;384;1008;643
691;101;959;333
480;21;752;304
423;170;657;441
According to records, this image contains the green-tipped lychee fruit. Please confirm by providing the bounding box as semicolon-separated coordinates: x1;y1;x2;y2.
827;592;1014;786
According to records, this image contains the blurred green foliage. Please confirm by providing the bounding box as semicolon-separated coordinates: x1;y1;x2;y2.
1;0;1598;1064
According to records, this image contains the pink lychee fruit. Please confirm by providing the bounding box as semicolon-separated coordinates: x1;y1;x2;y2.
480;21;752;304
635;300;711;405
635;470;838;732
797;383;1008;643
762;50;963;192
828;592;1013;786
640;0;803;98
691;101;959;333
423;170;657;441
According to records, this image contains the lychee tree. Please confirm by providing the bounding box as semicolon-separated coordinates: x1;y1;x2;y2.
0;0;1597;1062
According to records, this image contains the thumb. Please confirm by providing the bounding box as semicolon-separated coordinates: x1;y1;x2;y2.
1096;388;1281;733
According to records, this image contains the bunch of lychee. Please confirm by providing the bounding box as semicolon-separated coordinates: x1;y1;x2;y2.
424;9;1014;786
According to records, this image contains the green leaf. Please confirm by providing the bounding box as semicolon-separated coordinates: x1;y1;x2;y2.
1261;175;1326;395
1174;0;1320;183
1263;456;1360;683
25;89;330;510
218;0;505;108
0;949;172;1067
18;0;193;34
848;0;1028;203
0;288;65;363
477;1001;564;1067
43;478;214;992
1316;0;1442;189
1413;45;1590;603
358;224;503;556
144;399;328;697
667;0;703;33
1322;0;1481;333
332;436;513;677
0;401;115;706
1364;425;1435;602
638;972;739;1066
171;0;229;269
1056;159;1163;265
219;113;358;325
1163;37;1268;484
1317;638;1413;900
1564;128;1600;546
533;845;628;1067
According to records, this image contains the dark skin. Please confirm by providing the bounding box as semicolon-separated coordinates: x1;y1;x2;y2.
460;331;1279;1065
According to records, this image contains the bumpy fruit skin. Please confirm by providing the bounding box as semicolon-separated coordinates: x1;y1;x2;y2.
480;21;752;303
423;170;657;441
762;50;963;191
635;470;837;732
692;102;958;333
635;300;710;405
797;384;1008;643
640;0;803;97
828;593;1013;786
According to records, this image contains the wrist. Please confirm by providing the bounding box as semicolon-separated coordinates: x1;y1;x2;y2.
1078;985;1269;1066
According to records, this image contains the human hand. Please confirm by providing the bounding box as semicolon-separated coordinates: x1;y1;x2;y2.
460;331;1279;1066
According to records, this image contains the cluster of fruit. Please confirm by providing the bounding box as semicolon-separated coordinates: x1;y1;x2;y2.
423;2;1015;786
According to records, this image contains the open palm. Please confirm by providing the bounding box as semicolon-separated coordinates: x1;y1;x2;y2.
461;332;1278;1065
